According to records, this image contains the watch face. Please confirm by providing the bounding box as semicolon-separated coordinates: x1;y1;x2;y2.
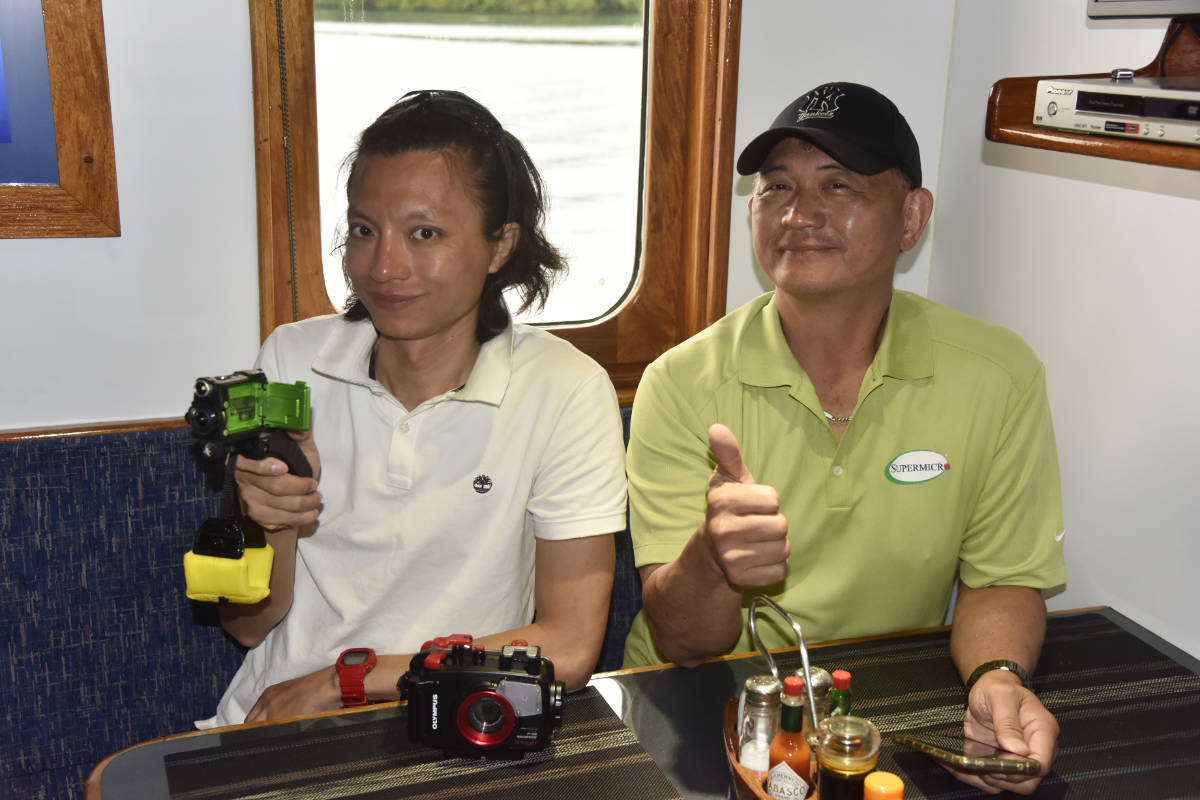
342;650;370;666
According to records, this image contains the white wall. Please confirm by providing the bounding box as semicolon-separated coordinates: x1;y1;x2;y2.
0;2;261;430
932;4;1200;659
730;3;1200;659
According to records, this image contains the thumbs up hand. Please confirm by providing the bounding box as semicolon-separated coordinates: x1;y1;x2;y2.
703;424;790;589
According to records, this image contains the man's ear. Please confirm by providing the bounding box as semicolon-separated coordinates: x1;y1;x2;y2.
488;222;521;274
900;187;934;252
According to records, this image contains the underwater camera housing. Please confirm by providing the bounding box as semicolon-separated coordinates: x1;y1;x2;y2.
183;370;311;604
400;634;564;758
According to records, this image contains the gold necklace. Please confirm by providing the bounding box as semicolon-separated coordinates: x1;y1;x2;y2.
823;411;852;424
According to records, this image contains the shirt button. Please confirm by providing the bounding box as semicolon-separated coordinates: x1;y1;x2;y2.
832;465;844;477
399;423;410;433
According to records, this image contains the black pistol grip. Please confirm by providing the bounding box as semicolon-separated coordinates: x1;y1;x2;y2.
264;429;314;478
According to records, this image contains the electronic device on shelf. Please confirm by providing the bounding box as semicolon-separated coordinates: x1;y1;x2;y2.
1032;76;1200;146
1087;0;1200;18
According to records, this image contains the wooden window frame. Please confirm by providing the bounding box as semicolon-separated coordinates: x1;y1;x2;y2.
247;0;742;405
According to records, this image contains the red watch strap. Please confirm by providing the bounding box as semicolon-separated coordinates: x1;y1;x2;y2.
336;648;377;707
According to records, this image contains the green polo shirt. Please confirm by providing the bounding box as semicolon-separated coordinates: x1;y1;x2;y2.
622;290;1066;667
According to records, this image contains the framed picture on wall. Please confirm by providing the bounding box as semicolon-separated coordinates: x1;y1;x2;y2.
0;0;119;238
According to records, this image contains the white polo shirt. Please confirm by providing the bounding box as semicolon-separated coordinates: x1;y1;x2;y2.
200;315;627;727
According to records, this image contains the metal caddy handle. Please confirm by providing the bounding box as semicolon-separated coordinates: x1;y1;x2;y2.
747;594;821;735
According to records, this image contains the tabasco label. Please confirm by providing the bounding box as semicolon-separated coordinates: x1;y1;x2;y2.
766;760;812;799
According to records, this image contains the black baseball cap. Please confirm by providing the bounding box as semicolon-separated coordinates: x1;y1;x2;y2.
736;82;922;188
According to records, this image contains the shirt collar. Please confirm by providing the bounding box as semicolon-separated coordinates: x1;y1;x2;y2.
737;290;933;388
875;290;933;381
454;323;513;406
310;316;513;407
738;294;801;388
311;317;377;387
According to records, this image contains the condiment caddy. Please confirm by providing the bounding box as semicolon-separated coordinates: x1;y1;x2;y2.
722;596;897;800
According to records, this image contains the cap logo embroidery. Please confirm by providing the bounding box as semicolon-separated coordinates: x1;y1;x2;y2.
794;86;844;122
886;451;950;485
472;475;493;494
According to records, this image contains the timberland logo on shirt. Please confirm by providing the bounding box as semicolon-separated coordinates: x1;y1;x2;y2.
886;451;950;484
472;475;493;494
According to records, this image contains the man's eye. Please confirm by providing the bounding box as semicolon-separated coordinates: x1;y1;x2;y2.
412;227;438;241
759;183;789;195
348;224;372;238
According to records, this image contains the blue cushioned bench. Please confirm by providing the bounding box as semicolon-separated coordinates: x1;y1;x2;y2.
0;408;641;799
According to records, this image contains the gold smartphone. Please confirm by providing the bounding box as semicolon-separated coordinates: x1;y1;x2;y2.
891;732;1041;775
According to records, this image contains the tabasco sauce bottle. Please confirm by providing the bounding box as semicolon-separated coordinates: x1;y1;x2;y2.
765;675;814;799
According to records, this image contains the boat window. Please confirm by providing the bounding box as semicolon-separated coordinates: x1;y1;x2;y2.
249;0;741;402
313;6;645;325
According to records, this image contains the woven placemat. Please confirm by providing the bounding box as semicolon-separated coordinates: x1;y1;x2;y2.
766;612;1200;799
165;687;682;800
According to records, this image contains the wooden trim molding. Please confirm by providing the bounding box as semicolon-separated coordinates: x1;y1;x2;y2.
248;0;742;406
550;0;741;404
248;0;334;339
0;417;184;443
0;0;120;238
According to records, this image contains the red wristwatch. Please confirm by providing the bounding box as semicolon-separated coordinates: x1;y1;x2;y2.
336;647;377;707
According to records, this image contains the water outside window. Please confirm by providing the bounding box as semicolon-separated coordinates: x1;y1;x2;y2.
313;7;645;325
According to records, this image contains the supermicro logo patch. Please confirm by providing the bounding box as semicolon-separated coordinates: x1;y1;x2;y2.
886;451;950;485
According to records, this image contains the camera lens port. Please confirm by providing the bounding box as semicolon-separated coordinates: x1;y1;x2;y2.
457;689;516;747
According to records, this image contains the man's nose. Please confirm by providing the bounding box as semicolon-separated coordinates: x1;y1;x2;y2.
782;192;824;228
369;237;412;281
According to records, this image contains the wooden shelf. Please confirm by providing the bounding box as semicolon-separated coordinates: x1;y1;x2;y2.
985;17;1200;170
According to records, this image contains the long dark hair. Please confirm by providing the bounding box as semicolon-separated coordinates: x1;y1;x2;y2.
341;90;566;342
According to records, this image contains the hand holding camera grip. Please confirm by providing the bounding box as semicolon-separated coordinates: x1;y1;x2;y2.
252;428;314;479
185;432;312;604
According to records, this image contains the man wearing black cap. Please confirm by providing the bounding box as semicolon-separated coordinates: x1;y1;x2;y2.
622;83;1065;794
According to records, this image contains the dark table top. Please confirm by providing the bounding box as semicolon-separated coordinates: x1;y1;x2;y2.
592;607;1200;799
89;608;1200;800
